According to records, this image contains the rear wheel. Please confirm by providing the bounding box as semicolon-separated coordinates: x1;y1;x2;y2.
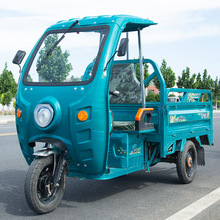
177;141;197;184
24;155;66;214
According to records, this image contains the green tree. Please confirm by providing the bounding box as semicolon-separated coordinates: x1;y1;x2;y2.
177;67;197;89
145;91;160;102
0;92;13;115
0;63;17;114
0;63;17;97
70;75;82;82
154;59;176;89
27;75;33;82
36;34;73;82
146;91;156;102
155;94;160;102
212;77;220;109
1;92;13;106
194;69;213;102
200;69;213;90
195;73;202;89
13;99;16;108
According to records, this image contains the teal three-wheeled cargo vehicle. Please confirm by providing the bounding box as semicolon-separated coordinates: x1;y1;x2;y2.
13;15;213;214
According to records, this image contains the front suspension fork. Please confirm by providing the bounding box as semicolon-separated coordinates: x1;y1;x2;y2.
34;144;68;187
53;151;67;187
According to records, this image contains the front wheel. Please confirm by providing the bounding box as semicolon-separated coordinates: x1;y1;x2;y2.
176;141;197;184
24;155;66;214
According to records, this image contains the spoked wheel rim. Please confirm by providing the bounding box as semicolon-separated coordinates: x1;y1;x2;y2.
25;155;66;214
37;164;57;204
185;148;195;177
177;140;197;184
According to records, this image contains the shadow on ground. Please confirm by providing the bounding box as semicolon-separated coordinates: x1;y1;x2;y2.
0;164;178;217
63;165;178;203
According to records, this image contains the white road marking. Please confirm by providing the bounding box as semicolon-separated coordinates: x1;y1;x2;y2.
165;187;220;220
0;132;17;136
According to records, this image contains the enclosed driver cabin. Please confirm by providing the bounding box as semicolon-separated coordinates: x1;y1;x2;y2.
13;14;214;214
15;15;213;181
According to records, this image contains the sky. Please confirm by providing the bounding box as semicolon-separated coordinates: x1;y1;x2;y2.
1;0;220;82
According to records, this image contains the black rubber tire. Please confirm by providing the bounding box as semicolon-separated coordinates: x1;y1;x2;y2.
177;140;197;184
24;155;66;214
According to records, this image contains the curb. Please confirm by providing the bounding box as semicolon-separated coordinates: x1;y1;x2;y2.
0;116;16;124
213;110;220;114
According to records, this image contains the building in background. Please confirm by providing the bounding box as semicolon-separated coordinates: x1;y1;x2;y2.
146;81;159;95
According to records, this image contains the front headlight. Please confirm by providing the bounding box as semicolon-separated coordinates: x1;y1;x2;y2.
34;104;54;128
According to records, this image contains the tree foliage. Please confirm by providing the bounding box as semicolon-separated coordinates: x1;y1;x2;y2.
177;67;197;89
1;92;13;106
212;77;220;108
0;63;17;97
200;69;213;90
36;34;73;82
195;72;202;89
154;59;176;89
145;91;160;102
177;68;213;90
146;91;156;102
0;63;17;114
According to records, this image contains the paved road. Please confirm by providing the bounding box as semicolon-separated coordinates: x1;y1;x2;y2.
0;114;219;220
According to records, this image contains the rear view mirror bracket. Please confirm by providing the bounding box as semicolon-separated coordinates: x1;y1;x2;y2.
103;38;129;73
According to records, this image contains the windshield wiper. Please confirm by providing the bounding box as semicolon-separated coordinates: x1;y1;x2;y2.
37;20;79;71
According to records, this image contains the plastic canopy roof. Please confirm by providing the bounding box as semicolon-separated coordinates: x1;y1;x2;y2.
53;15;157;32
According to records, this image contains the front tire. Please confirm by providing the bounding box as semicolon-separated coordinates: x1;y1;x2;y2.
24;155;66;214
177;141;197;184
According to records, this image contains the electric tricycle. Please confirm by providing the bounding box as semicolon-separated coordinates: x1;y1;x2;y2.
13;15;213;214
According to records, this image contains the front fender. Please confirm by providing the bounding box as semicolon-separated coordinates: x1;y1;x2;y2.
33;144;59;158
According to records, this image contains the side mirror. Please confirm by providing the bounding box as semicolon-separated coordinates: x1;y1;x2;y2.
12;50;26;65
12;50;26;73
117;38;128;57
103;38;129;74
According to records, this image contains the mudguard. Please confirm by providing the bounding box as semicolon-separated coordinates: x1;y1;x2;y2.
33;144;59;158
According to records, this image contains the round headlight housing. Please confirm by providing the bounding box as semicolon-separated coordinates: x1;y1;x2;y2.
34;104;54;128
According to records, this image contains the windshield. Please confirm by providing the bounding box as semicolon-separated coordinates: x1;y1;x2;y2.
24;26;108;85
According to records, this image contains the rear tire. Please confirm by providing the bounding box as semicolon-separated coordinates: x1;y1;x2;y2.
177;141;197;184
24;155;66;214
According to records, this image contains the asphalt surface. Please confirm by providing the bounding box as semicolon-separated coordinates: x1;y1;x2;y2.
0;113;219;220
